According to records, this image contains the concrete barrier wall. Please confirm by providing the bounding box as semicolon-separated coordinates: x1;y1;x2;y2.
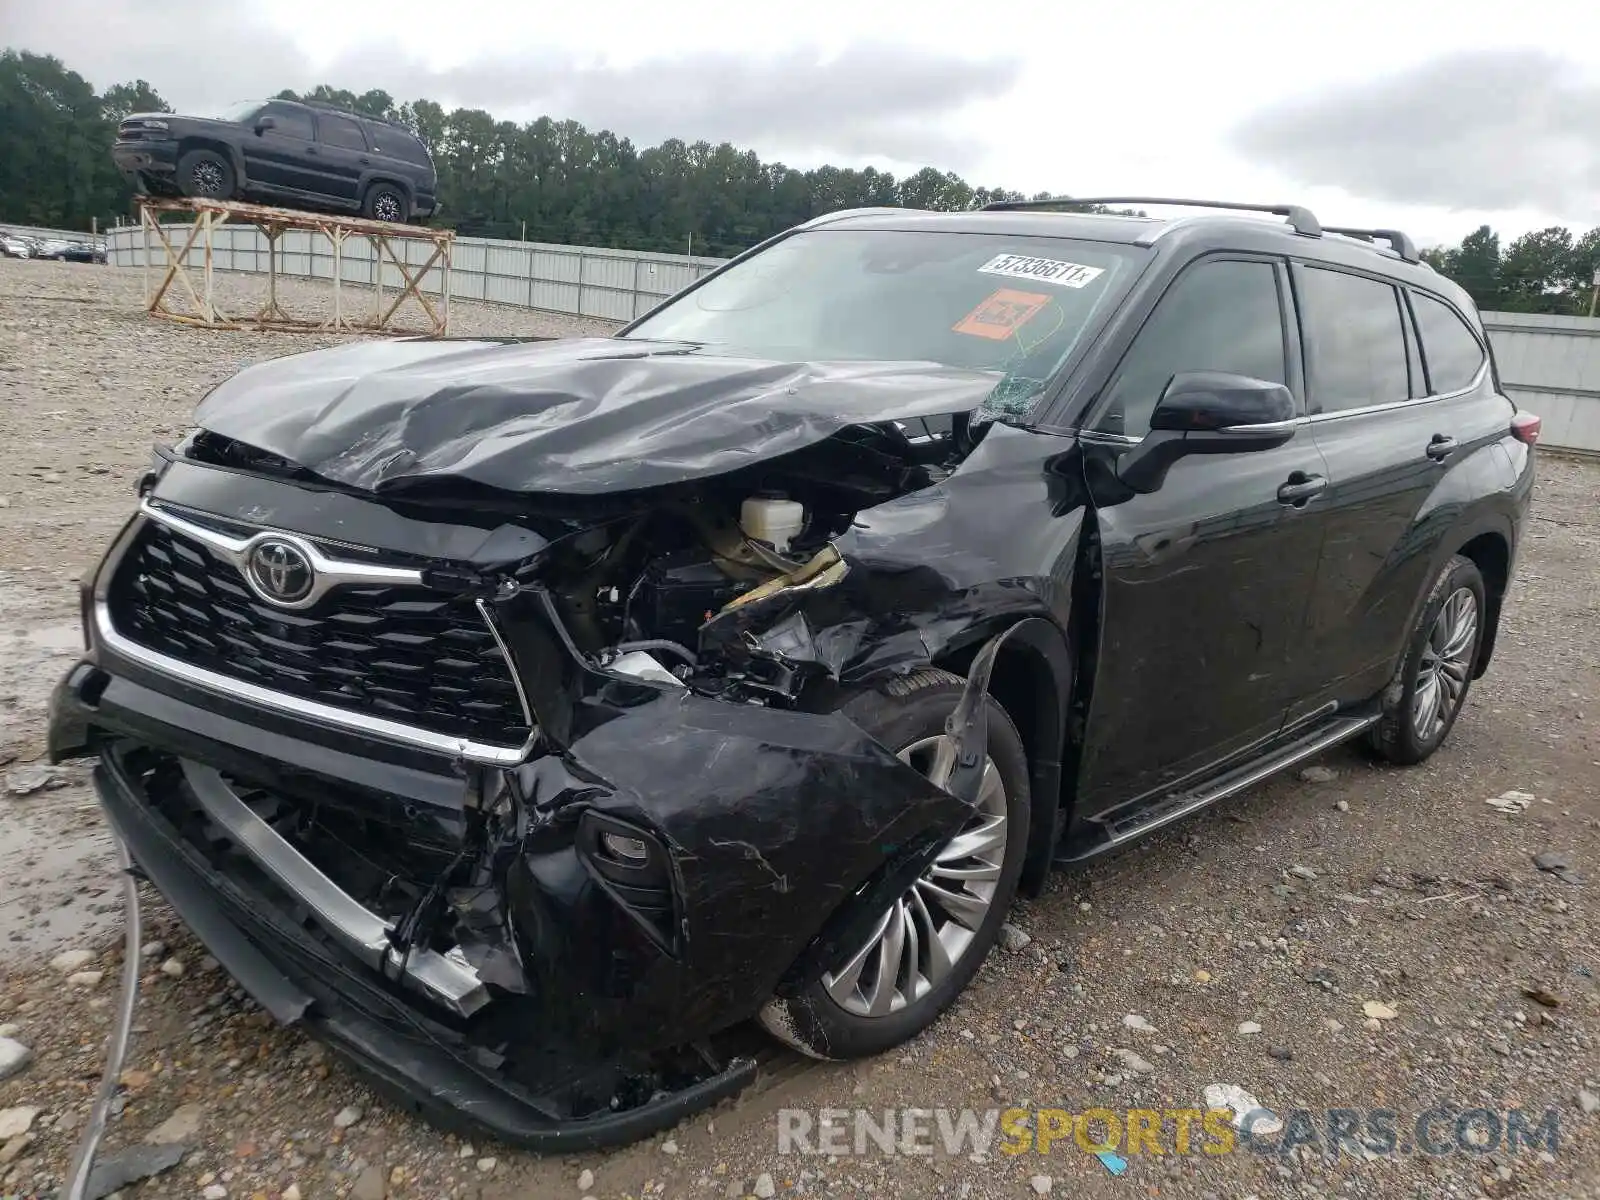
103;223;1600;454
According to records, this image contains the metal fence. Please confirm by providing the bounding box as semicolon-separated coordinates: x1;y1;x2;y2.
2;221;106;244
1482;312;1600;455
105;221;725;324
100;222;1600;453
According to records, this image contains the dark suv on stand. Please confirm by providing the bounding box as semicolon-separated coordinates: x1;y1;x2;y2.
50;198;1536;1150
112;99;437;223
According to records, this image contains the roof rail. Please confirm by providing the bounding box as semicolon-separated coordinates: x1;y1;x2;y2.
980;195;1323;238
1322;226;1420;263
298;98;407;129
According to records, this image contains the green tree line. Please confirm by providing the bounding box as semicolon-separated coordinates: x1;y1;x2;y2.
1422;225;1600;316
6;46;1600;314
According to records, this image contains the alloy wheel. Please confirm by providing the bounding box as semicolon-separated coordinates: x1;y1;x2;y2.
822;735;1009;1017
191;161;225;196
1412;586;1479;739
373;193;402;222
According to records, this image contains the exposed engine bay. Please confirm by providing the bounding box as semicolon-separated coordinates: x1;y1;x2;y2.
538;412;980;687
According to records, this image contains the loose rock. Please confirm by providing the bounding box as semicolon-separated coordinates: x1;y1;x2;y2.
1298;765;1337;783
753;1171;776;1198
352;1165;387;1200
145;1103;203;1145
49;948;94;973
1238;1021;1262;1036
0;1038;33;1083
4;765;57;795
999;923;1032;951
1486;790;1534;814
578;1167;595;1191
1030;1175;1053;1194
1112;1048;1156;1075
0;1107;39;1140
1362;1001;1398;1020
1122;1013;1156;1033
332;1105;364;1129
159;956;186;978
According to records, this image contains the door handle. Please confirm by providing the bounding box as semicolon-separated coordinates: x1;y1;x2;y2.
359;156;371;164
305;146;318;155
1277;472;1328;506
1425;434;1457;461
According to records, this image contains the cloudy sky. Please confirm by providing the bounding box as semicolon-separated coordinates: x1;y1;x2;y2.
6;0;1600;248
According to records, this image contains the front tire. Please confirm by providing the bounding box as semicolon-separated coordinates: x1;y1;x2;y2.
177;149;235;200
758;669;1031;1060
1368;554;1485;765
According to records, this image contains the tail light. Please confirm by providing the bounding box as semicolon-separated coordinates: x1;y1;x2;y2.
1510;412;1541;445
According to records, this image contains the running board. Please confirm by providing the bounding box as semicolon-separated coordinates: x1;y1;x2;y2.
1056;712;1378;865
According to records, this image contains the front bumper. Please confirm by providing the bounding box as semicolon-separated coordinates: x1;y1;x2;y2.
88;736;757;1150
111;139;180;185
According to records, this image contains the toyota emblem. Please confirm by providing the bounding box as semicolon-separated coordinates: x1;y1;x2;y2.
246;539;315;605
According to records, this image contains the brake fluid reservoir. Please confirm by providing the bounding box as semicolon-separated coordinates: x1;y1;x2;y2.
740;493;806;554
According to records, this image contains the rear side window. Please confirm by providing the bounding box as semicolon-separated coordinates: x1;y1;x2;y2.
318;114;368;151
1093;259;1287;438
1411;292;1486;394
372;129;431;166
1298;267;1409;413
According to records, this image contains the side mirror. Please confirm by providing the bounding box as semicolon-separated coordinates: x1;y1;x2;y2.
1117;372;1298;494
254;116;277;134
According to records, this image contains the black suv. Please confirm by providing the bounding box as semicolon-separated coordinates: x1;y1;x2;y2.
50;198;1535;1150
112;99;437;223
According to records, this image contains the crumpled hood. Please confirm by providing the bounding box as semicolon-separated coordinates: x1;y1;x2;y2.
193;337;1002;495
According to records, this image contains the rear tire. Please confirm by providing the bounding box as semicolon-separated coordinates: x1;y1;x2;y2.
1367;555;1485;765
757;669;1031;1060
177;149;235;200
362;183;409;224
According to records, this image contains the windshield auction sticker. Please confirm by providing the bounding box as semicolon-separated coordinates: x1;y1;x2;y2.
978;253;1105;289
953;289;1053;340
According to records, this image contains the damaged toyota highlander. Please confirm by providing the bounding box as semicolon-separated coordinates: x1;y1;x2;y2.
50;198;1535;1149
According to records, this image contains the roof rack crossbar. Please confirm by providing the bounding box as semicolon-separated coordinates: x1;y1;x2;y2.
1322;225;1420;263
980;195;1323;238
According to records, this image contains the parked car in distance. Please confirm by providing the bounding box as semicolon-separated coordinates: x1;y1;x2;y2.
1;233;35;259
59;240;108;264
32;238;74;260
112;99;437;224
51;197;1536;1151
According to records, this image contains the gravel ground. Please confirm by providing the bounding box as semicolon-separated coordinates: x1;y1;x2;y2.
1;256;1597;1200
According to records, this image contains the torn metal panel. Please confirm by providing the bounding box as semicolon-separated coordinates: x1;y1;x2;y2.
701;424;1087;685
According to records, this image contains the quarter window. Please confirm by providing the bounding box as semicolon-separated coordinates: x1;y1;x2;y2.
1299;267;1410;413
1093;259;1287;438
318;114;368;151
1411;292;1486;394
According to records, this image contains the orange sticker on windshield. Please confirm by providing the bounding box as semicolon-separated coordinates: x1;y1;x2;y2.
953;289;1052;340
